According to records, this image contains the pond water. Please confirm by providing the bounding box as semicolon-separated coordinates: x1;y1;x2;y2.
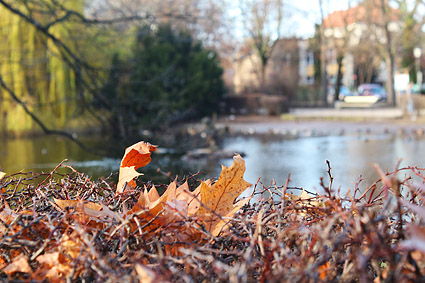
1;132;425;195
0;135;226;186
221;133;425;194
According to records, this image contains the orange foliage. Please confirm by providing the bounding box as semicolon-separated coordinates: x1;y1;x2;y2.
0;140;251;280
116;141;157;194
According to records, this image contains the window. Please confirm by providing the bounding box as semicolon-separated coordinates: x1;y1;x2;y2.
326;49;337;64
307;76;315;84
285;53;291;65
306;52;314;65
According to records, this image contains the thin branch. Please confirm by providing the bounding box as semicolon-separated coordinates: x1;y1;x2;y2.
0;0;90;71
0;75;96;154
0;0;111;124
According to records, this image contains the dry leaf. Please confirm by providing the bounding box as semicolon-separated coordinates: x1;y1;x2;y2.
35;252;72;282
54;198;103;212
61;232;83;260
117;141;157;194
118;145;250;242
2;255;32;275
53;199;118;229
286;189;326;218
135;264;156;283
0;203;17;235
196;154;251;236
125;154;251;236
36;252;61;266
318;261;331;280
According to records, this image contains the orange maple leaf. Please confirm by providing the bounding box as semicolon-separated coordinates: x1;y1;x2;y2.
120;141;251;239
196;154;251;236
117;141;157;194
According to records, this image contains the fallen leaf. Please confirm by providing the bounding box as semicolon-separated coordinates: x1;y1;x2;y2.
0;203;17;235
61;232;83;260
36;252;61;266
53;199;116;229
117;141;157;194
35;252;73;282
0;171;5;180
188;185;205;216
209;197;250;236
2;255;32;275
287;189;316;202
318;261;330;280
54;198;103;212
196;154;251;236
147;184;160;202
119;146;250;242
144;185;167;216
135;264;155;283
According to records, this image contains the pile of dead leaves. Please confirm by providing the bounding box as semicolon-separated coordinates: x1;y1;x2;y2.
1;141;425;282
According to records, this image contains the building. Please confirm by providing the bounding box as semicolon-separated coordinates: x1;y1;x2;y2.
323;1;402;89
231;1;406;102
233;38;316;96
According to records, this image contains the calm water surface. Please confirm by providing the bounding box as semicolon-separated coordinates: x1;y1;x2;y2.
221;133;425;194
0;136;221;183
1;133;425;194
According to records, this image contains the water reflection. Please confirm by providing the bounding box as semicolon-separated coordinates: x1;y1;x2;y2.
221;134;425;194
2;133;425;195
1;136;91;171
0;136;221;183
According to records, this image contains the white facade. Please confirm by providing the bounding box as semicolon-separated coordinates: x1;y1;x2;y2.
298;39;315;86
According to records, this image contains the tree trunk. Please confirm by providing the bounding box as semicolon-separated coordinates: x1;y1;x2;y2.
380;0;396;106
320;41;328;106
335;55;344;101
319;0;328;106
260;59;267;91
386;52;396;106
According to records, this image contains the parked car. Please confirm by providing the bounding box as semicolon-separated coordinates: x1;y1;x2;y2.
337;86;354;100
327;85;354;103
358;84;387;101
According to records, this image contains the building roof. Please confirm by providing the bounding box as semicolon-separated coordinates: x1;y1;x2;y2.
323;3;400;28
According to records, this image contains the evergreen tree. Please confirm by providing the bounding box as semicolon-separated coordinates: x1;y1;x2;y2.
102;24;225;135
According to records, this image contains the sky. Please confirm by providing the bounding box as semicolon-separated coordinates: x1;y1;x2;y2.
227;0;359;40
291;0;356;37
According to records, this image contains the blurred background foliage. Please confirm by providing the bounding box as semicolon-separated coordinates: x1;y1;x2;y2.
97;24;224;137
0;0;226;139
2;0;425;140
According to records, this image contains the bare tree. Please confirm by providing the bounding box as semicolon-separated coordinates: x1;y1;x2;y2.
318;0;329;106
353;39;381;84
326;1;355;101
239;0;285;89
0;0;230;143
86;0;232;54
363;0;425;106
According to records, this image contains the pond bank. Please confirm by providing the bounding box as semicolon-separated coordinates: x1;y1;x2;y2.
215;113;425;137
